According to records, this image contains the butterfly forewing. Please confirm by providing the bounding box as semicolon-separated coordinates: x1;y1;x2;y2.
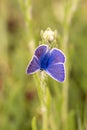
46;63;65;82
34;45;48;60
26;56;40;74
47;48;65;66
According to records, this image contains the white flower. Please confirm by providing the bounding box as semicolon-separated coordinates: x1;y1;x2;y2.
42;28;57;42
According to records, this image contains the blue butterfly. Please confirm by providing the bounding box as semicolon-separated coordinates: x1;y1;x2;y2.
26;44;66;82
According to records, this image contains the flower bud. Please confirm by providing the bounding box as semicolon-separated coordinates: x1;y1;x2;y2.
41;28;57;43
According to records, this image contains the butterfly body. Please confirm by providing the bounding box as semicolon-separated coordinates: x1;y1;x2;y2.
40;51;50;70
26;44;66;82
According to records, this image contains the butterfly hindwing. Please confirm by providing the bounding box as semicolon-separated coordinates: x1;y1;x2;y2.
26;56;40;74
46;63;65;82
47;48;65;66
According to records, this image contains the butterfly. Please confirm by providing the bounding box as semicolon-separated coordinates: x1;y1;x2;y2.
26;44;66;82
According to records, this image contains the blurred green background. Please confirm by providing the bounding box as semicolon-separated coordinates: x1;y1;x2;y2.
0;0;87;130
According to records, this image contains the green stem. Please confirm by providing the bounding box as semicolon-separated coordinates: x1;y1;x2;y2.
84;96;87;130
61;22;69;125
19;0;32;39
61;2;70;126
40;71;48;130
32;117;37;130
61;0;79;127
0;0;8;60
